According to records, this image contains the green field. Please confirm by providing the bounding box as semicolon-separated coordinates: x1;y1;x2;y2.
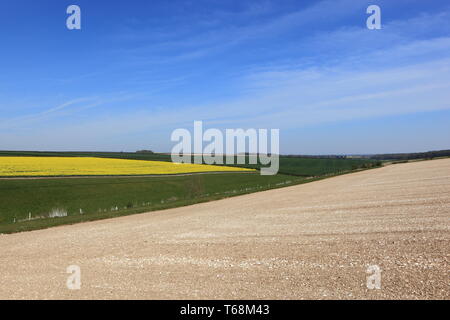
231;157;380;176
0;173;308;233
0;151;382;234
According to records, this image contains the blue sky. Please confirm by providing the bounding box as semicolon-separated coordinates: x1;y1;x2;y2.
1;0;449;154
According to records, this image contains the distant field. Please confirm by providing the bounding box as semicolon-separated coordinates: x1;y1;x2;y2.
0;173;307;233
0;151;381;176
238;157;381;176
0;150;173;162
0;156;253;177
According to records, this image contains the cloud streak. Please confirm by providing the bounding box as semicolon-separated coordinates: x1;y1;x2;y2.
2;0;450;153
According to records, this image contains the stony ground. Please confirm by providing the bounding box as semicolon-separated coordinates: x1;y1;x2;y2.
0;159;449;299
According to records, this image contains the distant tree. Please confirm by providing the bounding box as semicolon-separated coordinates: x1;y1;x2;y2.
136;150;154;154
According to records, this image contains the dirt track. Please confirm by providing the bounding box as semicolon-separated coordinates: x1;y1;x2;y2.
0;159;449;299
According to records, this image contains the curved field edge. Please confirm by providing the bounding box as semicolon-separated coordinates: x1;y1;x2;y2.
0;171;255;179
0;168;374;234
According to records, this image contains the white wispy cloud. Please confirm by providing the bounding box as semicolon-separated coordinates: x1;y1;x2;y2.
2;1;449;152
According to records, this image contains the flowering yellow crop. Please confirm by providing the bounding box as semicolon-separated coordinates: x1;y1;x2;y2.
0;157;254;177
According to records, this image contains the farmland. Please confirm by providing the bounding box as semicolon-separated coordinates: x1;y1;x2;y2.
0;172;309;233
1;158;448;299
272;157;379;176
0;152;381;234
0;156;252;177
0;151;381;176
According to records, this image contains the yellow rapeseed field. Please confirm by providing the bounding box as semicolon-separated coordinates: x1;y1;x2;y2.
0;157;254;177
